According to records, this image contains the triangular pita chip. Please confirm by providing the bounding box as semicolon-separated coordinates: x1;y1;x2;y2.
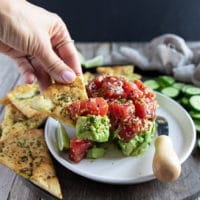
0;124;2;138
96;65;134;76
4;83;41;118
1;104;46;139
31;76;88;127
0;129;62;199
96;65;141;81
0;95;10;105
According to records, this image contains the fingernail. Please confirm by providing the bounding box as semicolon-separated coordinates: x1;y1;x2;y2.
25;74;37;84
61;71;76;83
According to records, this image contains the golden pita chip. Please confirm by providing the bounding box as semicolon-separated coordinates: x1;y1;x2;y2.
127;73;142;81
6;83;41;118
83;71;95;85
0;124;2;138
0;95;10;105
0;129;62;199
1;104;46;139
96;65;141;81
96;65;134;76
31;76;88;127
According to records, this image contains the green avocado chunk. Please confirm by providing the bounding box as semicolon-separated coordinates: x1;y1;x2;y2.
76;115;110;142
87;147;106;159
118;121;156;156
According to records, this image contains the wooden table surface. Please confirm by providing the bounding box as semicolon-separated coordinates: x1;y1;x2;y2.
0;42;200;200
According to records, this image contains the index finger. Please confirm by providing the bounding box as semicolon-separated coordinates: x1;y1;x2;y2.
56;40;82;76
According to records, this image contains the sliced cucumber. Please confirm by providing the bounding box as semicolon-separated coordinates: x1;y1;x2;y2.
83;55;104;68
161;87;180;98
144;79;160;90
194;119;200;133
56;122;70;151
197;139;200;149
180;96;189;108
181;84;194;94
185;87;200;96
173;82;185;90
189;95;200;112
157;76;175;88
189;111;200;120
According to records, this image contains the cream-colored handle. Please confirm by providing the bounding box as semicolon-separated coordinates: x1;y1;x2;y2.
152;135;181;182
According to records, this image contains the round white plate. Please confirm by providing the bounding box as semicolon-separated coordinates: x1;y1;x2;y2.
45;92;196;184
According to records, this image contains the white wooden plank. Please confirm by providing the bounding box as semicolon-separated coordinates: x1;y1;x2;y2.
0;166;16;200
8;176;39;200
0;54;20;99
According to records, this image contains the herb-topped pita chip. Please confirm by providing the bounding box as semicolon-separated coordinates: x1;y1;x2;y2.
1;104;46;139
96;65;134;76
0;95;10;105
0;124;2;138
0;129;62;199
31;76;88;127
96;65;141;81
3;83;41;118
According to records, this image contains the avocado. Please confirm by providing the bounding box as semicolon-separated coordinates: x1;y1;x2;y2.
87;147;106;159
118;121;155;156
76;115;110;142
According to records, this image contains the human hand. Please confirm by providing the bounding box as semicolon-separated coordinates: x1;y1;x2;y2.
0;0;82;90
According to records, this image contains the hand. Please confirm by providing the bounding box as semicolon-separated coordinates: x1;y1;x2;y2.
0;0;82;90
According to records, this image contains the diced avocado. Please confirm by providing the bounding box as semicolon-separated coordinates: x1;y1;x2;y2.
87;147;105;159
118;137;141;156
76;115;110;142
118;121;155;156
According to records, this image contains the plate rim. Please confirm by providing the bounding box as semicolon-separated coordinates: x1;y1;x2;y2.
45;92;196;184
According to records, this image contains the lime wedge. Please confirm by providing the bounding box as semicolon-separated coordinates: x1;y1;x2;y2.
84;55;104;68
77;51;85;65
56;122;70;151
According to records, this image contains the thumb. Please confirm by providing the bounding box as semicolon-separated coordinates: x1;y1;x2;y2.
37;46;76;84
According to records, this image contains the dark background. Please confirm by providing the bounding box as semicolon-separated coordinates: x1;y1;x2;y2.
29;0;200;42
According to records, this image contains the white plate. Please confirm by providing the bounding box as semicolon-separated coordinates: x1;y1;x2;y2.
45;92;196;184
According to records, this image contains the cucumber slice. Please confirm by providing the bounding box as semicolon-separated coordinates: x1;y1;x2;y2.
157;76;175;88
185;87;200;96
144;80;160;90
180;97;189;107
173;82;185;90
181;84;194;94
161;87;180;98
189;95;200;111
87;147;105;159
189;111;200;120
197;139;200;149
194;120;200;133
84;55;104;68
56;122;70;151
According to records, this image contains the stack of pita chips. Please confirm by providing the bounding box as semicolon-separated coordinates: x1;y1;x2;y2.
0;76;88;199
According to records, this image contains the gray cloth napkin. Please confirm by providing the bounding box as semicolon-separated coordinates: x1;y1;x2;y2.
106;34;200;86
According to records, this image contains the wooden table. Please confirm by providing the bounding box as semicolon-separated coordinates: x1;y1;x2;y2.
0;43;200;200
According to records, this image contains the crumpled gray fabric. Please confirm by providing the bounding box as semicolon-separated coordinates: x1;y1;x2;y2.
107;34;200;86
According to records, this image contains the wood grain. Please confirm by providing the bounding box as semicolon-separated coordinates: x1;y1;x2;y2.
8;176;40;200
